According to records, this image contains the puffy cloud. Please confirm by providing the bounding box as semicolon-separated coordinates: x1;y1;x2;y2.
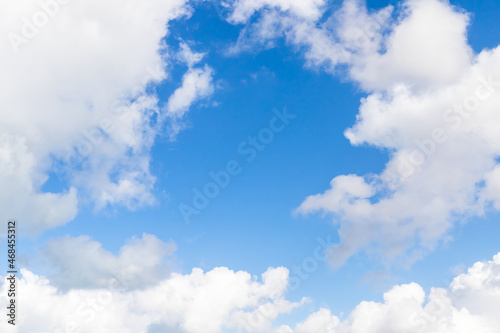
280;253;500;333
343;0;473;91
293;308;340;333
224;0;500;265
298;47;500;266
224;0;500;266
227;0;470;88
0;234;302;333
0;0;215;233
449;253;500;324
2;241;500;332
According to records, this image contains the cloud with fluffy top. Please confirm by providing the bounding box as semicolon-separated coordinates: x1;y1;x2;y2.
2;237;500;332
276;252;500;333
1;234;304;333
223;0;500;266
296;0;500;266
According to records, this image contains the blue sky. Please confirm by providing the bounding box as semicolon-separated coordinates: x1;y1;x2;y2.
2;0;500;332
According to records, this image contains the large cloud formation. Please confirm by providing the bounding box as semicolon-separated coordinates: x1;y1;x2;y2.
1;237;499;332
0;0;214;234
1;235;303;333
224;0;500;266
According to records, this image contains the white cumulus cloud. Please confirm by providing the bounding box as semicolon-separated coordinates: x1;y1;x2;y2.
279;252;500;333
228;0;500;266
2;239;500;332
0;234;304;333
